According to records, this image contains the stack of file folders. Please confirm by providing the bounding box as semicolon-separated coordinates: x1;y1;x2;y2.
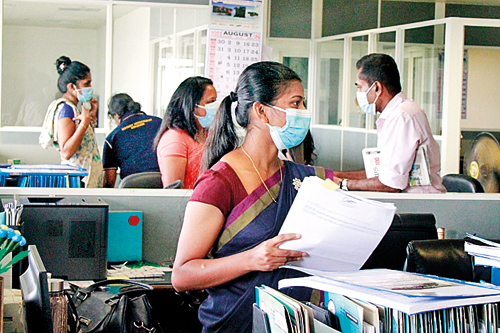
465;233;500;268
254;285;340;333
275;267;500;333
0;164;88;188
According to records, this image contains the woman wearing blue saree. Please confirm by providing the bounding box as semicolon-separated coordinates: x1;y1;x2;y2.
172;62;337;333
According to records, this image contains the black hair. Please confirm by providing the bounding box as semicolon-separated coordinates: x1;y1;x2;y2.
356;53;401;95
108;93;142;119
153;76;213;149
55;56;90;93
202;61;301;170
283;130;317;165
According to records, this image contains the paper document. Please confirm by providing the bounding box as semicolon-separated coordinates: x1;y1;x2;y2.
278;176;396;271
362;146;431;186
464;233;500;267
408;145;431;186
362;148;382;179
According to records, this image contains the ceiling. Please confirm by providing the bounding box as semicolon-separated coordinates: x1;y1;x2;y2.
3;1;146;29
3;0;500;29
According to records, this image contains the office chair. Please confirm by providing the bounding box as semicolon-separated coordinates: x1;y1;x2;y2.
118;172;163;189
404;239;474;281
442;174;484;193
361;213;438;271
118;172;184;189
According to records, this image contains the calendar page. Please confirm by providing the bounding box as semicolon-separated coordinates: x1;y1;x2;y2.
206;0;263;99
207;29;262;98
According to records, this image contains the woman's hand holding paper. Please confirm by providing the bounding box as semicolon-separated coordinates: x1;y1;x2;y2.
249;233;307;271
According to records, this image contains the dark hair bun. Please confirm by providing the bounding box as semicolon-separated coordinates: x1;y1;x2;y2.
55;56;72;75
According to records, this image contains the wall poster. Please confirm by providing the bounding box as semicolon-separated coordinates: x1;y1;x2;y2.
206;0;264;99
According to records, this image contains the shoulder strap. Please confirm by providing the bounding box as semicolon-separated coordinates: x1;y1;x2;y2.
83;279;153;294
39;98;69;149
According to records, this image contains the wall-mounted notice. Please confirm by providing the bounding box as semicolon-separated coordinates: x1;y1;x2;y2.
206;0;263;99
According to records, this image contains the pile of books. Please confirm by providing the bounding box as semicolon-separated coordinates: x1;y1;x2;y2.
271;268;500;333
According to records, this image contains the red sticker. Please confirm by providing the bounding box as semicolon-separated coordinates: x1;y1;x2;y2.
128;215;140;226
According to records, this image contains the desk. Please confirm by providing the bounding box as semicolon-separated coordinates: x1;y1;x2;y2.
134;271;174;290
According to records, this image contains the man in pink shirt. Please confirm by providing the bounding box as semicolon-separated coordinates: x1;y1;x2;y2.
335;53;446;193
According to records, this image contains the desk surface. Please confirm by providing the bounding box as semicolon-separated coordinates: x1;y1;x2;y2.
135;271;173;290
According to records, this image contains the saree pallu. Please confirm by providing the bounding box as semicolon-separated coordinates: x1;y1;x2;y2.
199;161;332;333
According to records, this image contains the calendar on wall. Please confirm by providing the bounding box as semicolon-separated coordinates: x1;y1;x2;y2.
207;29;262;98
205;0;263;99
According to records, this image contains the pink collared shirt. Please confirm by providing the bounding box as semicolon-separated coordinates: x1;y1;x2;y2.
376;92;446;193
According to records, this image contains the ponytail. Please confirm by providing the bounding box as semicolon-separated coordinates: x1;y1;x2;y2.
201;61;301;171
201;95;237;170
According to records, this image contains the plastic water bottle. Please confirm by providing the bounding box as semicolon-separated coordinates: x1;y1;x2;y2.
48;278;67;333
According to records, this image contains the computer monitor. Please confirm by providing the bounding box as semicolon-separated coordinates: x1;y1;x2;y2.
19;245;53;333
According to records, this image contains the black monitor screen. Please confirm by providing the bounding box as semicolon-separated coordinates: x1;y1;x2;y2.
19;245;53;333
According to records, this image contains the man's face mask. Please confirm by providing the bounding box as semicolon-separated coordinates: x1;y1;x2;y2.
356;82;379;115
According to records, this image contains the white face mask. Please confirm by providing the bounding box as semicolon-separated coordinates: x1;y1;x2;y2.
356;82;379;115
265;105;312;151
195;100;220;128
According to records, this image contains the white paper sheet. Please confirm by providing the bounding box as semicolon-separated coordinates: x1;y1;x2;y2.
278;176;396;271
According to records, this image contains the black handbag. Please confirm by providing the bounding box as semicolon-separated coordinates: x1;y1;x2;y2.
72;279;157;333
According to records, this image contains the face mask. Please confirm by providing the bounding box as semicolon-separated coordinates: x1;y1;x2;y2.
195;100;220;128
266;105;312;151
356;83;379;115
75;86;93;103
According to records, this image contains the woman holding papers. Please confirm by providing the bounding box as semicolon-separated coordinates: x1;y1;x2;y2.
172;62;337;333
39;56;102;187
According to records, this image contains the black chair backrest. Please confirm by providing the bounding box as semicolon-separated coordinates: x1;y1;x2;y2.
361;213;437;271
442;174;484;193
118;172;163;189
404;239;474;281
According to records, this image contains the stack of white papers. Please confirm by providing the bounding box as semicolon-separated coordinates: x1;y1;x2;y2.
465;233;500;268
278;268;500;315
278;176;396;272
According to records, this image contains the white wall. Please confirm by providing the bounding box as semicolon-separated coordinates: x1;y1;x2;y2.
462;47;500;131
112;7;151;114
2;25;105;127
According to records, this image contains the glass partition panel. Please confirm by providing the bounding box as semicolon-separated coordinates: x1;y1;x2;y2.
196;29;208;76
283;57;309;98
317;39;344;125
377;31;396;59
366;31;397;129
461;26;500;148
112;4;153;122
150;8;208;118
403;24;445;135
156;36;176;117
349;36;369;129
2;1;107;127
